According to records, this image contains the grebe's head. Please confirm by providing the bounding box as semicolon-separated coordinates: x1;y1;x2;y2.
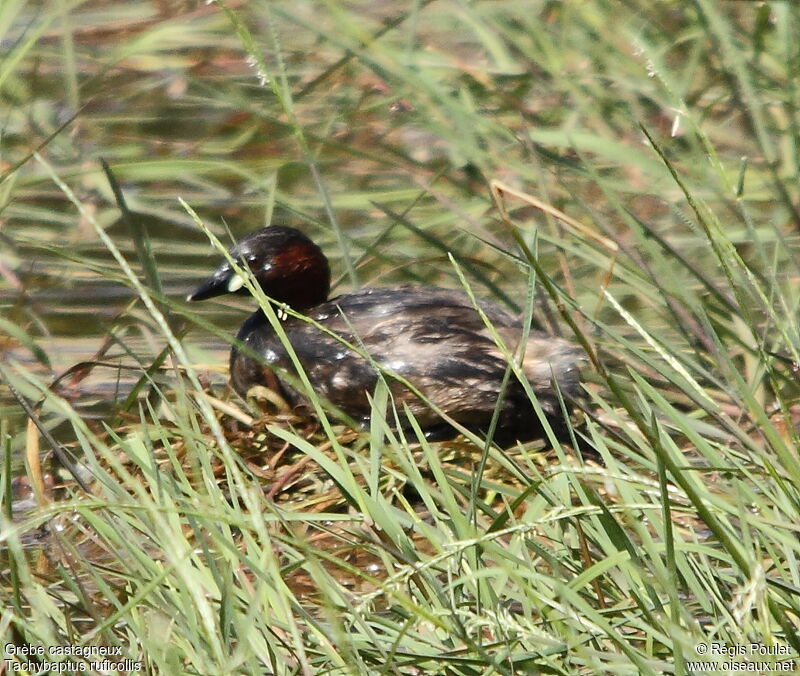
187;226;331;310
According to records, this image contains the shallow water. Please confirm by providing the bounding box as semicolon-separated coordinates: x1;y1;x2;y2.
0;240;247;470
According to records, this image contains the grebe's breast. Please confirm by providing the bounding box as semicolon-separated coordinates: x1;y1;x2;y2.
232;286;581;438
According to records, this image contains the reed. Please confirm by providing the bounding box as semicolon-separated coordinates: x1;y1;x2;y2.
1;1;798;673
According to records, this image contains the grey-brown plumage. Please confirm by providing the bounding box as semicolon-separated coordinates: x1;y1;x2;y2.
189;226;582;445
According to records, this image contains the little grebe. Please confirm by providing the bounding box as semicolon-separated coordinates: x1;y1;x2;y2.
189;226;582;444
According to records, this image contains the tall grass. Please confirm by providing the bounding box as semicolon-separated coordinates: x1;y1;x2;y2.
1;1;799;673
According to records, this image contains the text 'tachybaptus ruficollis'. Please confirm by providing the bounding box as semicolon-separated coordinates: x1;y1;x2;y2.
189;226;582;444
